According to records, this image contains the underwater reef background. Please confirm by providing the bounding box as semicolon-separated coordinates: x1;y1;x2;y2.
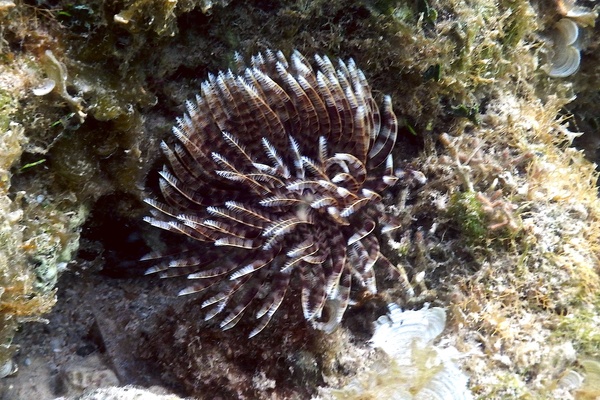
0;0;600;398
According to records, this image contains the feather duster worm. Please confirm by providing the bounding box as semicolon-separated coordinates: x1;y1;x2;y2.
144;50;423;337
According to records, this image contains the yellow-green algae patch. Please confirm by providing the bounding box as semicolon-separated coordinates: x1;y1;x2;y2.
0;53;87;373
444;93;600;399
114;0;232;36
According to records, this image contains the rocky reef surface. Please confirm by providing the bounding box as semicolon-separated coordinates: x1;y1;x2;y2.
0;0;599;399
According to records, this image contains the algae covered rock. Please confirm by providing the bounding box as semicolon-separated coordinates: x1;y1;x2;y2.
0;54;87;375
0;122;32;376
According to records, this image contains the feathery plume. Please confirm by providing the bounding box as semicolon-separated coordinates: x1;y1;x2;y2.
144;49;422;337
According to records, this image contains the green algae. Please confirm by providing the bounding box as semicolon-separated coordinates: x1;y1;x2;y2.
448;191;487;245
